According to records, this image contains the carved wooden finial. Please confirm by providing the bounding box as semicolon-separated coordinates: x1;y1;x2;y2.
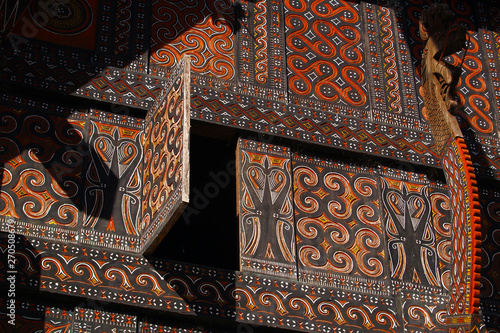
419;4;467;154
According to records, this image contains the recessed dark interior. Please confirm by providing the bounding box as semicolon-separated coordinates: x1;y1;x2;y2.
152;132;239;270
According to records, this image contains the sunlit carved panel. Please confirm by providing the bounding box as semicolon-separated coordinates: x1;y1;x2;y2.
140;56;190;254
429;184;453;292
441;139;482;317
237;138;296;278
293;153;386;287
150;0;235;79
284;0;368;109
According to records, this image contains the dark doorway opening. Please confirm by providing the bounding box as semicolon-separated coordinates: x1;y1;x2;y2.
152;132;239;270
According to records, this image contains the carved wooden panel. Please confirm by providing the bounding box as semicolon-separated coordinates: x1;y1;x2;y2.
81;113;144;250
429;184;452;292
442;138;482;317
0;105;86;242
10;0;100;50
284;0;368;110
237;0;286;92
140;56;190;253
150;0;235;79
400;289;448;332
73;307;137;333
0;58;190;254
237;138;296;278
380;170;444;289
292;153;386;287
0;237;402;333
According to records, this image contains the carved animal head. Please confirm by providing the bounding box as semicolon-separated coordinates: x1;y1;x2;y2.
419;4;467;59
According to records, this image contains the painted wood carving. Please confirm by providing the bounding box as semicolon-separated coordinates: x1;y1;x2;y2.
292;153;385;284
237;138;296;278
0;57;190;254
419;3;466;154
418;4;482;332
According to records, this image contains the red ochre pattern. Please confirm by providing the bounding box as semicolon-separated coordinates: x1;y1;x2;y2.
293;154;385;281
140;58;189;251
150;0;235;79
0;239;401;333
237;139;296;278
0;59;189;254
442;138;481;318
381;176;444;288
284;0;367;106
0;106;85;229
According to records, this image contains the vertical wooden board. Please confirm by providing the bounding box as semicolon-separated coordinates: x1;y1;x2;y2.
237;0;286;92
380;169;443;290
140;55;190;254
366;2;420;122
80;111;144;252
237;138;296;278
292;153;387;290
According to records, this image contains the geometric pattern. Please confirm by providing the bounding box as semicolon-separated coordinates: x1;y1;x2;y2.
237;139;296;278
94;0;151;68
0;299;136;333
284;1;420;128
191;77;440;167
0;237;402;333
81;116;145;249
0;58;190;254
429;186;453;292
0;52;164;110
9;0;150;68
285;1;368;109
237;0;287;91
4;231;485;332
381;175;441;288
10;0;99;50
150;0;235;80
400;289;448;332
293;153;386;284
441;138;482;328
453;30;498;140
2;1;500;332
365;2;419;120
0;105;86;238
140;56;190;253
2;1;500;184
